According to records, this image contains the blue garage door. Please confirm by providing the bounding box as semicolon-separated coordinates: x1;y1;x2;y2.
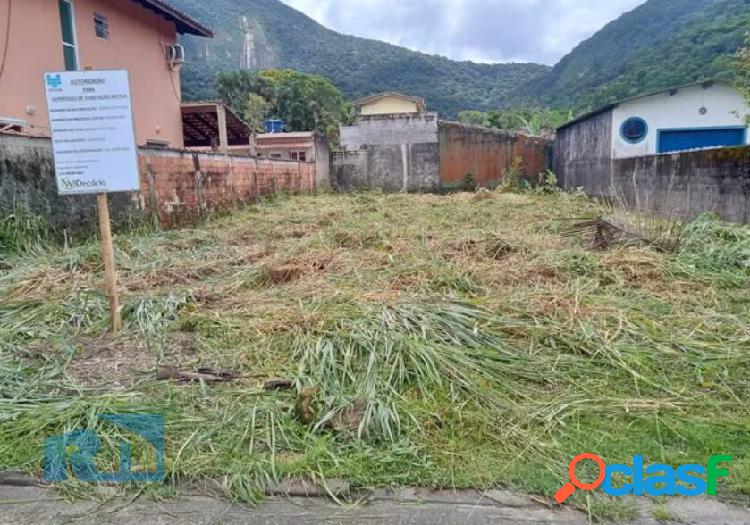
658;128;746;154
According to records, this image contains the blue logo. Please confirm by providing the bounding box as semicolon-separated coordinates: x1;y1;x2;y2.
44;414;165;484
46;74;62;89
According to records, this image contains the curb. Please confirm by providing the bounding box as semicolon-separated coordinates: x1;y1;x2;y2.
0;471;40;487
0;472;549;508
0;471;350;498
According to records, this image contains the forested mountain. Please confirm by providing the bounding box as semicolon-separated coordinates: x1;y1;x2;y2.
170;0;549;118
521;0;750;111
170;0;750;116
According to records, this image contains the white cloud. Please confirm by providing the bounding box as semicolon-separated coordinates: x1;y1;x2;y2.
280;0;646;64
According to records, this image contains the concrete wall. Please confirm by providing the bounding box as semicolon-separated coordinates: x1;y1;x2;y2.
612;146;750;224
612;83;749;159
340;112;439;150
555;110;613;194
0;0;186;147
338;112;441;192
556;112;750;224
0;133;316;232
0;130;138;232
331;150;368;192
330;145;440;193
438;122;551;188
333;119;551;193
254;131;330;189
313;134;331;190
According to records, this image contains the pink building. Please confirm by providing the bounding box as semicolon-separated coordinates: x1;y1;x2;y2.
0;0;212;148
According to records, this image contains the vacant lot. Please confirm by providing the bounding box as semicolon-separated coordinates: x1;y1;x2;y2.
1;191;749;521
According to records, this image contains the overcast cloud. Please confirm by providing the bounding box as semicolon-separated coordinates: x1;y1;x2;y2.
280;0;647;65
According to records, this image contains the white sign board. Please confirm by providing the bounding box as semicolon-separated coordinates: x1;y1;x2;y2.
44;70;140;195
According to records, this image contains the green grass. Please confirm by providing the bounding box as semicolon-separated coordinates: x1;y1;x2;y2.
0;191;748;521
0;205;53;260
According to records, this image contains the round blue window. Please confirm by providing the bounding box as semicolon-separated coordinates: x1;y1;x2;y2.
620;117;648;144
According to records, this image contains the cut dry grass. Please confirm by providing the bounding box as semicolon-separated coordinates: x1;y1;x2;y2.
0;191;749;520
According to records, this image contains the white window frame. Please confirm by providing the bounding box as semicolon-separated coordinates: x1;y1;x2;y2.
59;0;80;71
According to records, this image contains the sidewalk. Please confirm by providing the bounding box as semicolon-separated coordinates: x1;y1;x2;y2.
1;484;749;524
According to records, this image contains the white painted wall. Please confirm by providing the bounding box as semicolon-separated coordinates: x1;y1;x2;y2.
611;83;750;159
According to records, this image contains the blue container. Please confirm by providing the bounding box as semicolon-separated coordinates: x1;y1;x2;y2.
264;119;284;133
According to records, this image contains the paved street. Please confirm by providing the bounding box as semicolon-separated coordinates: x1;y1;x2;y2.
2;485;750;524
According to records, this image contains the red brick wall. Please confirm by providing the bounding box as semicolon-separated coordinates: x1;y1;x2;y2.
439;123;551;188
138;149;315;227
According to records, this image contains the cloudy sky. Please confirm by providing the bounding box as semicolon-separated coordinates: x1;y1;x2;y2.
280;0;647;65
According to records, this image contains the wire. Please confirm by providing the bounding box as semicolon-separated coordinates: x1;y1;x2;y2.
158;36;182;104
166;44;183;104
0;0;11;83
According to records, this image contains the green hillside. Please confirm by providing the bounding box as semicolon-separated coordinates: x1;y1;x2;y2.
170;0;549;118
170;0;750;117
520;0;750;111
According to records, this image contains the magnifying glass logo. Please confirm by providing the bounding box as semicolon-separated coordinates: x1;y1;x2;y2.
554;453;607;504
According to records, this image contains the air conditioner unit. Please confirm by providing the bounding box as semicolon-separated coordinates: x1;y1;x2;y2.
166;44;186;66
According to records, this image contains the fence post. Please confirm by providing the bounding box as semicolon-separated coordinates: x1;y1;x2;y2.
227;153;240;208
192;153;207;217
144;154;160;230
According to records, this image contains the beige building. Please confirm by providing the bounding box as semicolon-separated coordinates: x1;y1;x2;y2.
354;92;427;116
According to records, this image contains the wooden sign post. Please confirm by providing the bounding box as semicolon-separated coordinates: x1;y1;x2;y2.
97;193;123;332
44;70;140;333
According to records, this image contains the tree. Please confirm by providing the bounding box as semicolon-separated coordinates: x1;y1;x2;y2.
215;69;348;143
457;107;572;136
262;69;346;141
735;26;750;118
458;111;490;127
244;94;272;132
341;103;359;126
216;70;275;116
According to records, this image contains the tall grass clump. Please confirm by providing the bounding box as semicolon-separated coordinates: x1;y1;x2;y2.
673;212;750;286
0;290;110;346
293;301;517;441
0;205;54;258
498;157;526;193
123;292;194;362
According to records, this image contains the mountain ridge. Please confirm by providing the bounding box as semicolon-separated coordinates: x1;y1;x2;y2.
170;0;749;116
520;0;749;110
171;0;549;117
